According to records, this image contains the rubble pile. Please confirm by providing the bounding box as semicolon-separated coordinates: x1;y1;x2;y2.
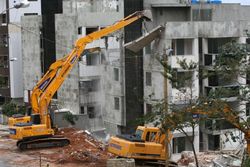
177;151;242;167
42;128;114;166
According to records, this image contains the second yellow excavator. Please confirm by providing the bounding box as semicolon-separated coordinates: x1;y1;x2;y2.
8;10;152;150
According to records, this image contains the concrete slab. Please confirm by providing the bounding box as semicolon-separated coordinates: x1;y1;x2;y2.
124;25;165;53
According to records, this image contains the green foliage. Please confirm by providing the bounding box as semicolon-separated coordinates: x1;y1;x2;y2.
242;155;250;167
63;112;78;125
2;102;26;117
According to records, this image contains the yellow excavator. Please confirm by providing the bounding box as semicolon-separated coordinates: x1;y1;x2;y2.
108;101;250;162
8;10;152;150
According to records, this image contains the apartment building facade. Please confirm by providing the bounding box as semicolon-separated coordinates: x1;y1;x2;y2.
142;0;250;153
20;0;250;154
0;0;41;105
22;0;144;134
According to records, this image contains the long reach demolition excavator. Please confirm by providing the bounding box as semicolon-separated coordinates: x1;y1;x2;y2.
8;10;152;150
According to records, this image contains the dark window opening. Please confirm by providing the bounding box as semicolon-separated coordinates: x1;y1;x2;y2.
208;71;218;86
78;27;82;35
146;72;152;86
24;13;38;16
114;97;120;110
86;27;98;35
0;76;9;88
204;54;213;66
176;39;184;55
1;14;6;24
246;103;250;116
0;56;8;68
172;71;193;88
79;79;100;93
114;68;119;81
87;106;95;118
173;137;186;153
86;53;100;65
208;135;220;151
146;103;152;115
0;96;5;105
80;106;85;114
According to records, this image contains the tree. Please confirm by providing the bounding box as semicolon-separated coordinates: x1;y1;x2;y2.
2;102;26;117
145;57;201;167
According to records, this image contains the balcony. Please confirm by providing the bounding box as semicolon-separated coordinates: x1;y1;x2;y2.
79;65;102;78
80;92;99;105
205;85;239;100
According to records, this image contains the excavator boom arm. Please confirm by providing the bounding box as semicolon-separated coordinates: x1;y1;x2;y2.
30;10;151;128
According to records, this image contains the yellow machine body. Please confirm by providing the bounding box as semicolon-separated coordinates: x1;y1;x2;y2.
108;126;167;160
7;10;152;150
9;124;54;140
8;116;31;126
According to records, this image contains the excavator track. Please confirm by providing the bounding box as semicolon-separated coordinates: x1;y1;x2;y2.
17;136;70;150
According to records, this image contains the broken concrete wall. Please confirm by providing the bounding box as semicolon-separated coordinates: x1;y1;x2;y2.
63;0;121;14
53;111;90;129
55;14;80;114
21;16;42;99
57;0;125;134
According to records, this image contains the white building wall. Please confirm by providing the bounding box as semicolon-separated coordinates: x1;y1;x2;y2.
7;0;41;98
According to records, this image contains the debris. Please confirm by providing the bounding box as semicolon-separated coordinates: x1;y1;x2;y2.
40;127;114;166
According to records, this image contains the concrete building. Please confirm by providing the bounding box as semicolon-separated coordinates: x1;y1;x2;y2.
21;0;250;155
0;0;41;105
22;0;144;134
141;0;250;153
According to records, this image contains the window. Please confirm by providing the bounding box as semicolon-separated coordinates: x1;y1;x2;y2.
172;39;192;55
78;27;82;35
0;35;8;47
247;73;250;85
114;68;119;81
79;79;100;93
176;39;184;55
86;53;100;65
87;106;95;118
172;71;193;88
0;76;9;88
1;13;6;24
246;103;250;116
86;27;98;35
0;56;8;68
146;103;152;114
208;71;218;86
114;97;120;110
80;106;85;114
24;13;38;16
173;137;186;153
146;72;152;86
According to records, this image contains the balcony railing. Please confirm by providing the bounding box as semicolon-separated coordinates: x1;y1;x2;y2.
80;92;99;105
205;85;239;98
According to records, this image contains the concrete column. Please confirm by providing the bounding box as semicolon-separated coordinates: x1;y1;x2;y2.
193;127;199;153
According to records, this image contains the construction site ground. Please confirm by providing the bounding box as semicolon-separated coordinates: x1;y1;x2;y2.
0;125;113;167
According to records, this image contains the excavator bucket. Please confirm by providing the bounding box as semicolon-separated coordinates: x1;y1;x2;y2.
142;10;153;21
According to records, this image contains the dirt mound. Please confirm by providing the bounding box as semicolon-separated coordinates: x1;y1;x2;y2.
42;128;114;166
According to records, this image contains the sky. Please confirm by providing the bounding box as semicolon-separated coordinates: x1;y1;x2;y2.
222;0;250;5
